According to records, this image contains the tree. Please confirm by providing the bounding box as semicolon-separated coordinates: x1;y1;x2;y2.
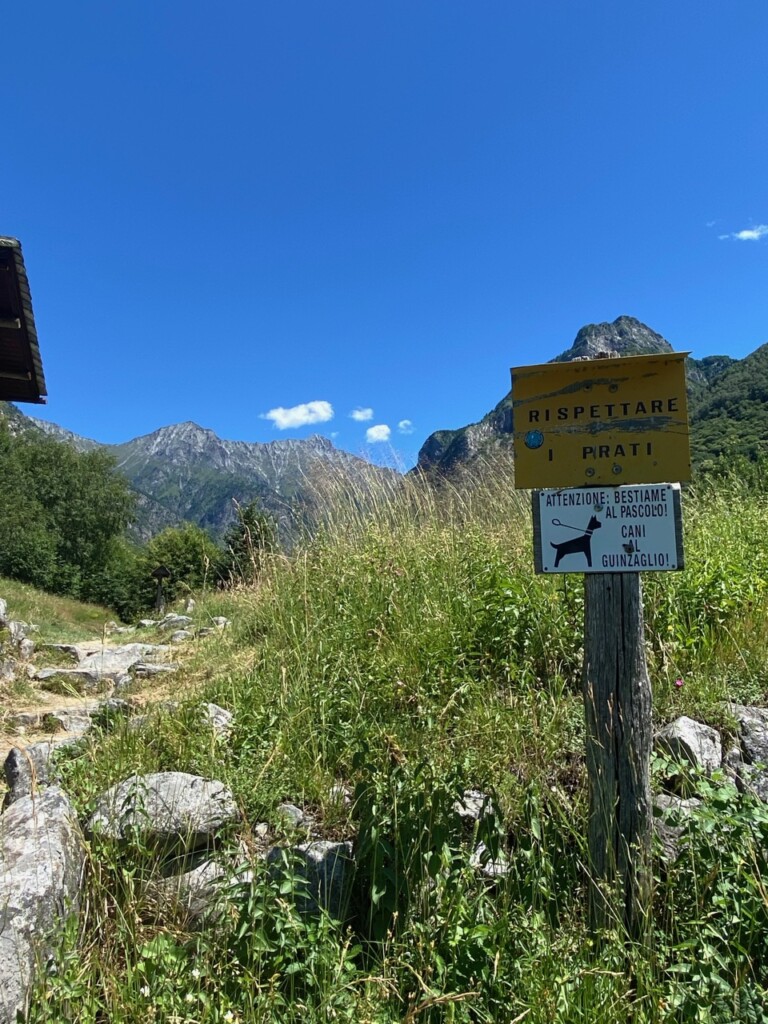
218;500;277;584
0;425;136;600
139;524;220;606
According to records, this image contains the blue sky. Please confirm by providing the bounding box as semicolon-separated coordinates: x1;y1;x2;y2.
5;1;767;467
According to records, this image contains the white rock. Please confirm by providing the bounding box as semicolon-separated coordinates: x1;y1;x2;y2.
160;614;193;630
655;716;722;773
203;703;233;738
7;621;28;645
267;841;354;918
454;789;495;822
0;787;85;1024
277;802;305;828
87;772;239;851
18;639;35;660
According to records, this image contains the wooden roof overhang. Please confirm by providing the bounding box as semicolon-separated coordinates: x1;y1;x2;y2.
0;237;46;404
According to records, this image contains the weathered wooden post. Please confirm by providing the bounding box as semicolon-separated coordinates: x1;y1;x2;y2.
514;351;690;940
582;571;652;937
151;565;171;614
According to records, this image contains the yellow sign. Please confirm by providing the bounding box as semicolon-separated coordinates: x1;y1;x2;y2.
511;352;691;489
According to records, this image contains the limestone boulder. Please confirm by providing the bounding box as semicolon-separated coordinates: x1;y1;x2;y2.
267;841;354;918
730;704;768;765
143;847;252;928
87;772;239;852
0;787;85;1024
454;789;495;823
202;703;234;738
728;705;768;802
159;614;193;630
655;716;722;773
3;742;61;806
653;793;703;863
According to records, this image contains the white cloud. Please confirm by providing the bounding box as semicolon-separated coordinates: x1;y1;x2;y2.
261;400;334;430
397;419;414;434
366;424;391;443
720;224;768;242
350;407;374;422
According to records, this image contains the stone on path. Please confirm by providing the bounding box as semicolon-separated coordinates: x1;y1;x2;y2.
0;787;85;1024
169;630;193;643
159;614;193;630
35;642;172;692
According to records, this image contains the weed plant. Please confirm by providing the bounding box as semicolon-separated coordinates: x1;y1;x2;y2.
27;456;768;1022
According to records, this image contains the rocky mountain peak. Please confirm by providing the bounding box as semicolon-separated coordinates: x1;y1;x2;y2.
554;316;674;363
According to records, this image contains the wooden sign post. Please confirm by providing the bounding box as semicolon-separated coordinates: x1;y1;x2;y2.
151;565;171;614
512;352;691;939
582;571;652;937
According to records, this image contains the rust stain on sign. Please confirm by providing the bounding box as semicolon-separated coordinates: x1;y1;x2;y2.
511;352;691;489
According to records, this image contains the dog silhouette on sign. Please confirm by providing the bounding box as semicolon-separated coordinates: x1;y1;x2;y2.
550;515;602;568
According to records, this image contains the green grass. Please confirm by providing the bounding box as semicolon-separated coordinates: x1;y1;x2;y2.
22;458;768;1022
0;575;120;642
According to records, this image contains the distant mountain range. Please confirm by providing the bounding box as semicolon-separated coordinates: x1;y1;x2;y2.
2;315;765;542
415;316;765;475
0;410;394;542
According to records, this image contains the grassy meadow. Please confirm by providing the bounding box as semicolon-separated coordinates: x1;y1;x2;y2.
20;456;768;1023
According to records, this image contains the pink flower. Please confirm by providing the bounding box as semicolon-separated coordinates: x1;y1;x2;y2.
674;678;684;689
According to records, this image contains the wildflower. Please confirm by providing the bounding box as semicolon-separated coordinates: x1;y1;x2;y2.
140;985;151;998
674;677;684;689
185;992;196;1004
191;968;201;979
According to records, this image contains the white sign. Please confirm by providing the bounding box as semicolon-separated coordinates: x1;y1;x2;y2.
533;484;683;574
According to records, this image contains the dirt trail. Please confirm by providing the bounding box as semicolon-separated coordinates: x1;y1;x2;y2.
0;638;185;764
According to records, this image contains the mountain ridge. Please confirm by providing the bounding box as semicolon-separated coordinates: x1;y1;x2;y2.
3;313;765;539
0;405;395;541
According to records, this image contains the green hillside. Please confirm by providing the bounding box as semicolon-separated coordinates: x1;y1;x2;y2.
689;343;768;465
17;460;768;1023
